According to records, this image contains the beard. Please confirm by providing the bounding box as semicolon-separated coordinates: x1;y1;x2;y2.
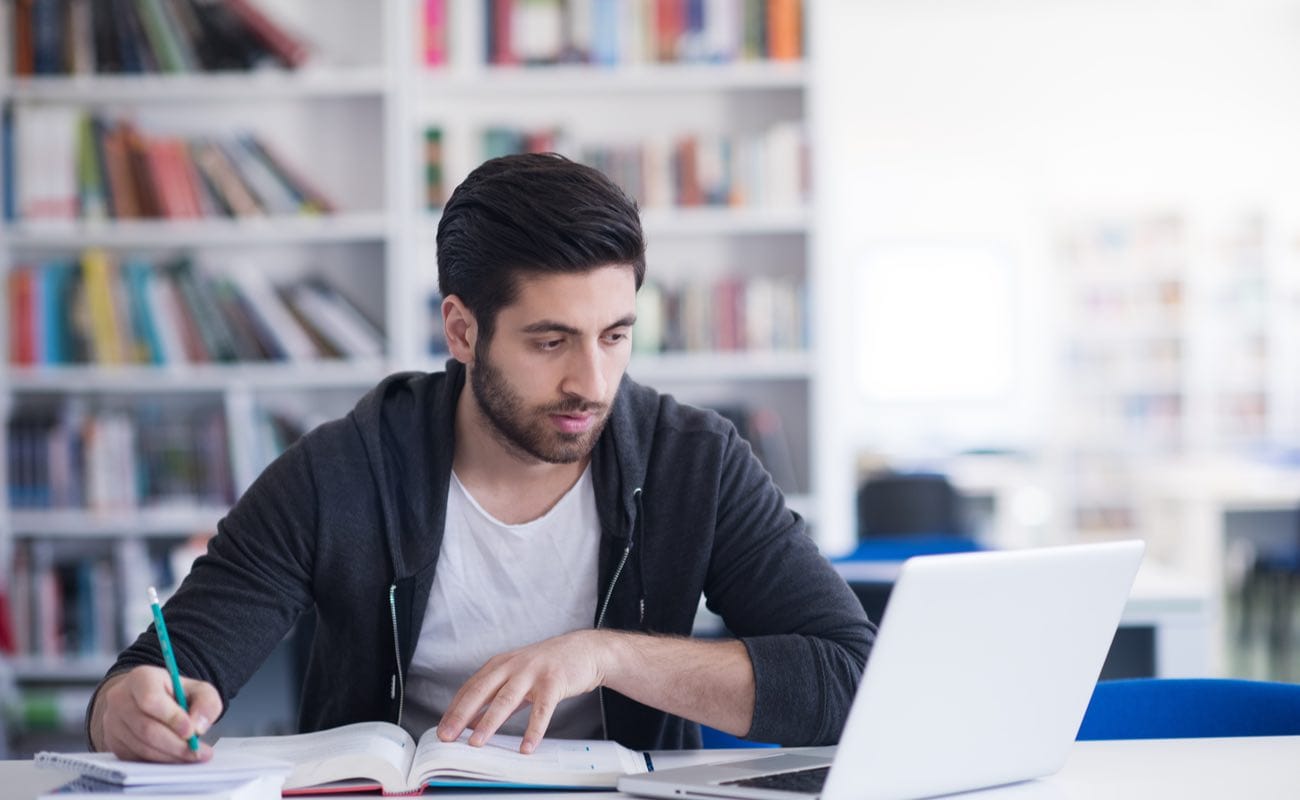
469;346;612;464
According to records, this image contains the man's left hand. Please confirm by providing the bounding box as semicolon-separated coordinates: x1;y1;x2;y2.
436;629;607;754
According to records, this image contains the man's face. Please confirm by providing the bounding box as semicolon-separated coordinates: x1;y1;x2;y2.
469;265;637;465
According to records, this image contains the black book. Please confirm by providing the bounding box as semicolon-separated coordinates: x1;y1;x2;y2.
187;0;272;70
90;0;123;72
164;0;215;70
31;0;66;75
109;0;145;72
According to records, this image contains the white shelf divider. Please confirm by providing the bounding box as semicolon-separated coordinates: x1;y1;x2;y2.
10;507;228;538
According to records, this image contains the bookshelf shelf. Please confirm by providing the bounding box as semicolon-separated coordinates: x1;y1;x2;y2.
5;214;391;249
5;68;390;103
9;507;228;537
420;61;807;95
419;208;811;239
640;207;812;236
7;361;390;393
10;655;118;682
628;351;813;383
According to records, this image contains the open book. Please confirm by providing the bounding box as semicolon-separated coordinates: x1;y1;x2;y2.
214;721;652;795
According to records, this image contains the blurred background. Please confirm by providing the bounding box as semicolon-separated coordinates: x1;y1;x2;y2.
3;0;1300;755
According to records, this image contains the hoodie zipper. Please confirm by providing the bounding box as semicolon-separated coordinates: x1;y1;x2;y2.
596;487;643;737
389;584;405;727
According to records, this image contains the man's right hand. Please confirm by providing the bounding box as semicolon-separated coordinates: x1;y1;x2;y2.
90;666;223;762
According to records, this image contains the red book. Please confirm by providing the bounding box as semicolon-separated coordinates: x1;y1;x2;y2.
122;123;161;218
675;136;702;207
8;267;36;365
657;0;684;62
100;124;141;219
492;0;516;65
14;0;36;76
145;138;186;219
224;0;311;67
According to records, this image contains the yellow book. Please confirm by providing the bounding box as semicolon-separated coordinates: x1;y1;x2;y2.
81;249;125;364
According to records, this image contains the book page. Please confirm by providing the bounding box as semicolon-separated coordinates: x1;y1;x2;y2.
410;731;646;788
214;721;415;793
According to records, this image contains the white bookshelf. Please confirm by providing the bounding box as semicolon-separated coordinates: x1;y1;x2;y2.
0;0;825;744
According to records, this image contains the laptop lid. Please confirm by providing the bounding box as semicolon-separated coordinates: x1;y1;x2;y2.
619;540;1144;800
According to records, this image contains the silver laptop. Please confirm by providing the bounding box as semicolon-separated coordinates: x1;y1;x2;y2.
619;540;1144;800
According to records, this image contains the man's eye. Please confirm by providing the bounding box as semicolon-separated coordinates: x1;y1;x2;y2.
538;340;563;351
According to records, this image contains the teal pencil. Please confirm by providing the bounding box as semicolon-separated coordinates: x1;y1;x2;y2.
148;586;200;752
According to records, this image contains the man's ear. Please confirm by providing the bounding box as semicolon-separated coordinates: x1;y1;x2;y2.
442;295;477;364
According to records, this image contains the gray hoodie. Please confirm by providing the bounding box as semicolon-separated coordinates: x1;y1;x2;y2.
95;361;874;749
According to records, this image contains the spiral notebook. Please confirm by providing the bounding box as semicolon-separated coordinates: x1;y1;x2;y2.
35;751;292;787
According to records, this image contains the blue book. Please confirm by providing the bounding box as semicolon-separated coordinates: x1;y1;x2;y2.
124;261;166;364
591;0;619;66
2;105;14;221
39;263;61;365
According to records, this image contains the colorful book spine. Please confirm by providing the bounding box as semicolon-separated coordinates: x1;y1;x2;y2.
224;0;309;67
480;123;808;210
476;0;802;65
424;0;447;66
425;128;444;210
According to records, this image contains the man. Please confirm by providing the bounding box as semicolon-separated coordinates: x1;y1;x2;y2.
87;153;875;763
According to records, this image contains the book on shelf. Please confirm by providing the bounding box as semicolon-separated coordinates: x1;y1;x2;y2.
631;275;806;354
7;253;383;367
11;539;118;659
712;403;799;493
6;400;234;511
10;109;336;222
3;104;16;221
423;0;447;66
214;721;651;795
424;127;444;210
9;0;310;76
473;122;808;211
474;0;804;66
7;536;214;664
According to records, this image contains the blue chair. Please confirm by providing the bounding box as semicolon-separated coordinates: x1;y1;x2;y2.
700;726;777;749
837;472;982;624
1076;678;1300;740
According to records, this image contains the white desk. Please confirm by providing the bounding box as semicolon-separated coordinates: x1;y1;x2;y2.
8;737;1300;799
833;559;1210;678
1136;457;1300;674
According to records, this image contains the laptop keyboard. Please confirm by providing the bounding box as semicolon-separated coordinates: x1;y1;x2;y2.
720;766;831;794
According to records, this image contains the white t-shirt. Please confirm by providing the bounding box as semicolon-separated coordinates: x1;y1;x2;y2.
403;466;604;739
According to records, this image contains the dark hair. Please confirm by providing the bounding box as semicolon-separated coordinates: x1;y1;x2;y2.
436;153;646;342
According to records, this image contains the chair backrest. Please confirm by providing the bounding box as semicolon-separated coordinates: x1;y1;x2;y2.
1076;678;1300;740
857;471;965;538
